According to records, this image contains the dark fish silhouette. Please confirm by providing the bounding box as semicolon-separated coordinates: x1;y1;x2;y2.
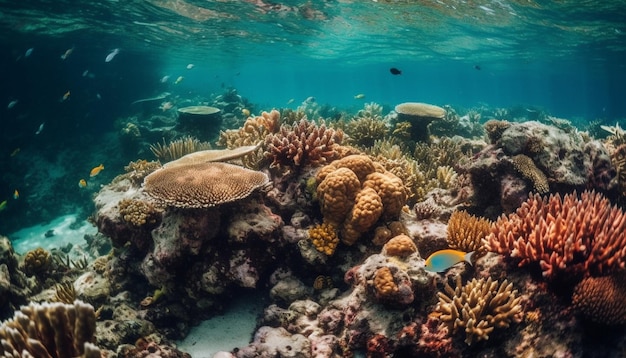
474;65;481;70
389;67;402;75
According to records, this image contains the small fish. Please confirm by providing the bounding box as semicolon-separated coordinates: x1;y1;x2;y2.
90;164;104;177
13;190;19;200
105;48;120;62
25;48;34;57
159;101;173;111
82;70;89;77
7;100;18;109
78;179;87;188
474;65;481;70
174;76;184;85
286;98;295;105
242;108;250;117
35;122;45;135
424;249;474;273
10;148;20;157
0;200;6;212
186;63;195;69
62;90;71;101
390;67;402;75
60;47;74;60
96;93;102;100
160;75;170;83
354;94;365;99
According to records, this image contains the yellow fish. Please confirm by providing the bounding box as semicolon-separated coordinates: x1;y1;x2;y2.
174;76;184;85
0;200;6;212
354;94;365;99
242;108;250;117
424;249;474;273
13;190;18;199
78;179;87;188
89;164;104;177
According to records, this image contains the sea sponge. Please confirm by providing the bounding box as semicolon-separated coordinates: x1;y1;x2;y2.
23;247;51;276
572;273;626;325
383;234;417;258
510;154;550;194
342;187;383;245
0;300;101;358
363;171;408;219
308;223;340;256
143;162;269;208
436;276;523;345
373;266;399;298
316;167;361;226
118;198;162;227
447;210;491;254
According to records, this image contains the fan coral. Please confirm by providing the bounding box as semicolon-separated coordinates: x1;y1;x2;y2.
22;247;51;276
0;300;101;358
150;135;212;162
143;162;269;208
383;234;417;258
308;223;340;256
264;117;343;171
486;191;626;278
118;198;162;227
572;273;626;325
447;210;491;254
510;154;550;194
436;276;523;345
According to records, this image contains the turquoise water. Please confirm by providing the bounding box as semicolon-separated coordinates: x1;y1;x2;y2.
1;0;625;232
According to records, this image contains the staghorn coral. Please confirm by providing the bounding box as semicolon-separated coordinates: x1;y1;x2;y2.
143;162;269;208
123;159;161;185
486;190;626;278
22;247;51;277
382;234;417;258
118;198;162;227
572;273;626;325
436;165;459;189
510;154;550;194
264;117;343;172
447;210;491;254
149;135;212;162
0;300;101;358
436;276;523;345
308;223;340;256
413;137;466;174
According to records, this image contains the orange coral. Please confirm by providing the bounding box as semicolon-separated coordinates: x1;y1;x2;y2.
316;167;361;226
447;210;491;254
341;187;383;245
373;267;399;298
363;171;407;219
383;234;417;258
308;223;340;256
572;273;626;325
486;191;626;278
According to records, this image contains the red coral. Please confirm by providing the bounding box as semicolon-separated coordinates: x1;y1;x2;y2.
367;334;393;358
264;117;343;172
486;190;626;279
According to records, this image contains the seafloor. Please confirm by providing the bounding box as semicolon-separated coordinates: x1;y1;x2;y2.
2;95;626;358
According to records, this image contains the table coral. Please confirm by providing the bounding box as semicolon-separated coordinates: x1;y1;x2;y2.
308;223;340;256
572;273;626;325
435;276;523;345
486;190;626;278
395;102;446;143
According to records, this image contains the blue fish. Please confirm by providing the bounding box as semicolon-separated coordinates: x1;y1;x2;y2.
425;249;474;272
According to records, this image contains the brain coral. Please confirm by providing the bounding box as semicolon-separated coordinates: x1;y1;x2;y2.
486;190;626;278
436;276;523;345
342;187;383;245
383;234;417;258
316;167;361;226
143;162;269;208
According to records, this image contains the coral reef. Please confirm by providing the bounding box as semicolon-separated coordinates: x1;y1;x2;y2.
123;159;161;186
118;198;162;227
435;276;523;345
510;154;550;194
446;210;491;254
382;234;417;258
149;135;212;162
308;223;340;256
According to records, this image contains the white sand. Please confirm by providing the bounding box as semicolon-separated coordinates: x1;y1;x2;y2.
9;214;96;254
176;292;265;358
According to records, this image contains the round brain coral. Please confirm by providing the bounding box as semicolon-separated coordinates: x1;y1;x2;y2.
143;162;269;208
316;154;377;183
383;234;417;258
342;187;383;245
316;167;361;226
363;171;407;219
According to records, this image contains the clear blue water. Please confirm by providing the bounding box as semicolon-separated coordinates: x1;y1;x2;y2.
1;0;625;232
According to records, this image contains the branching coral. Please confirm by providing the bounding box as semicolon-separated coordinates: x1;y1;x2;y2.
572;273;626;325
308;223;340;256
510;154;550;194
0;300;101;358
118;198;162;227
436;276;523;345
53;281;77;304
486;191;626;278
264;117;343;172
447;210;491;254
149;135;212;162
345;117;389;148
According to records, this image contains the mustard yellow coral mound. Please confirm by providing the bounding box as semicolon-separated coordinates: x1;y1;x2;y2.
118;198;162;227
447;210;491;254
309;223;340;256
23;247;51;276
436;276;523;345
373;266;399;298
510;154;549;194
342;187;383;245
316;167;361;226
316;154;377;183
383;234;417;258
363;171;407;219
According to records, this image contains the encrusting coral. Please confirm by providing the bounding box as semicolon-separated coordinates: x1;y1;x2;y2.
572;273;626;325
0;300;101;358
143;162;269;208
447;210;491;254
510;154;550;194
486;190;626;279
123;159;161;185
308;223;340;256
373;266;399;299
436;276;523;345
118;198;162;227
22;247;51;277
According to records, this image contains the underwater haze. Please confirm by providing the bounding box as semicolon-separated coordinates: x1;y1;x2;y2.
0;0;625;231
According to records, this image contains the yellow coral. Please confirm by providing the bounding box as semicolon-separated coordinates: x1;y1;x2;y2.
447;210;491;254
373;266;398;298
342;187;383;245
308;223;340;256
436;276;523;345
23;247;51;277
118;198;162;227
383;234;417;258
510;154;549;194
316;154;376;183
316;167;361;226
363;171;407;219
